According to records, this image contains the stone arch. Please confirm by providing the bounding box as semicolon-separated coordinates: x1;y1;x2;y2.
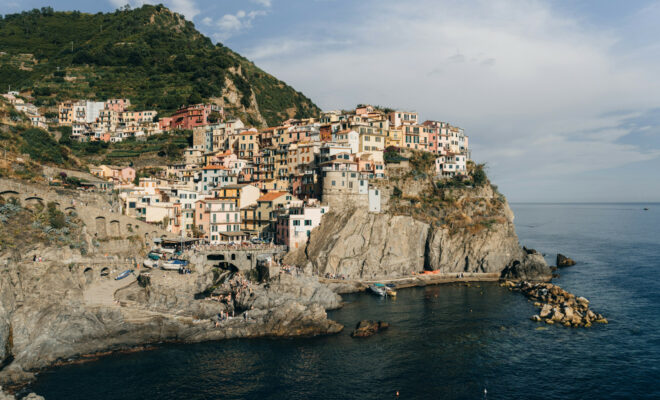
109;220;120;236
24;196;44;208
218;262;239;273
0;190;20;205
100;267;110;276
95;216;107;237
84;267;94;284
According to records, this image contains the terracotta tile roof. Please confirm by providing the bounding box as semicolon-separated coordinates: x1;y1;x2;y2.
202;165;228;170
257;191;289;202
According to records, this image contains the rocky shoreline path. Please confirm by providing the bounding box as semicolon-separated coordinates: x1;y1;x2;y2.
320;272;501;293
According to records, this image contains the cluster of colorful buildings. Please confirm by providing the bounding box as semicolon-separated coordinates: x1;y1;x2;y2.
2;91;48;129
57;98;160;141
55;99;224;142
111;104;470;249
3;89;472;248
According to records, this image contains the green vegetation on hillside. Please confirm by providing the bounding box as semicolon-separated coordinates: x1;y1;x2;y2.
0;5;320;126
0;197;88;254
55;126;191;164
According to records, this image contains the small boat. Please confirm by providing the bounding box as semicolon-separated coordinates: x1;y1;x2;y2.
169;259;189;266
148;252;161;261
385;287;397;296
115;270;133;280
369;284;386;296
160;262;182;271
143;259;157;268
643;208;649;211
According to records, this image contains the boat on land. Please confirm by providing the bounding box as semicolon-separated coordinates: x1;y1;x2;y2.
169;259;189;266
143;259;157;268
160;262;181;271
147;252;161;261
115;270;133;280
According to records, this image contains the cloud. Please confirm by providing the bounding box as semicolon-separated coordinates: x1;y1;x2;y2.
250;0;272;7
213;9;268;41
243;0;660;200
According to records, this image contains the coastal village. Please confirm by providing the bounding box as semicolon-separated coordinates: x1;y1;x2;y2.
3;92;471;249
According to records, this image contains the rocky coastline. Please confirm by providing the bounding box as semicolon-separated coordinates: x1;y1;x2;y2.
503;280;607;327
0;176;564;395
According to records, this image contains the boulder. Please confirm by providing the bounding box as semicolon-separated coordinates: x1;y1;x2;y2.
351;320;389;338
501;253;552;282
551;308;564;322
539;304;553;318
530;315;541;322
557;254;576;267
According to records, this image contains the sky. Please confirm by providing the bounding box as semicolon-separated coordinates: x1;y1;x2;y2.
2;0;660;202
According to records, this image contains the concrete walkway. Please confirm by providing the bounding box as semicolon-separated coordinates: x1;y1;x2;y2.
83;273;137;307
320;272;500;288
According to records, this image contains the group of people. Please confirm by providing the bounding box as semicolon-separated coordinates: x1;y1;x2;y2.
32;255;44;262
324;272;347;280
281;264;300;276
177;266;192;274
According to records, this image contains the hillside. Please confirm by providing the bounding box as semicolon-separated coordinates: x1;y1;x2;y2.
0;5;320;126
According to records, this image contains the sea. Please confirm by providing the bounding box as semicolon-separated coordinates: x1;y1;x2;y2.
27;203;660;399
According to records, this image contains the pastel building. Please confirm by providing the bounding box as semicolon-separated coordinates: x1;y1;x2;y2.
195;199;242;244
275;205;329;249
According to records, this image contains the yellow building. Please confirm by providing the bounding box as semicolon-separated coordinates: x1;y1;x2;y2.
386;127;404;148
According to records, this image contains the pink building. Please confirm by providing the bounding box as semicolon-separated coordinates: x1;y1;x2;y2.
194;199;242;244
275;205;329;249
105;99;131;113
160;104;223;131
119;167;136;183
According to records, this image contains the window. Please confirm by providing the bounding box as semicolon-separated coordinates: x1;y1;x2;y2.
304;220;312;226
293;220;300;226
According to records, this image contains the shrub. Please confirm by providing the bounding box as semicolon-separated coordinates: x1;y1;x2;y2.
472;164;487;186
46;202;66;229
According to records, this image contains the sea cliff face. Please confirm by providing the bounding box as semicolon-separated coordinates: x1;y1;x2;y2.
285;184;550;281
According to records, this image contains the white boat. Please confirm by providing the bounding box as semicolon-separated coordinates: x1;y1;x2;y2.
143;259;157;268
369;284;386;296
160;262;181;271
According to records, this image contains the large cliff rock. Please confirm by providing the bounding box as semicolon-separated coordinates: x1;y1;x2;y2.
285;184;550;281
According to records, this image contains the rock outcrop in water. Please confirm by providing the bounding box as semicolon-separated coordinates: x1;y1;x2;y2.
556;254;576;267
351;320;389;338
0;387;44;400
503;281;607;327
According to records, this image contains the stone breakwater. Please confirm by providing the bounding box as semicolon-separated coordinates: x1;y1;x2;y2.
503;281;608;327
